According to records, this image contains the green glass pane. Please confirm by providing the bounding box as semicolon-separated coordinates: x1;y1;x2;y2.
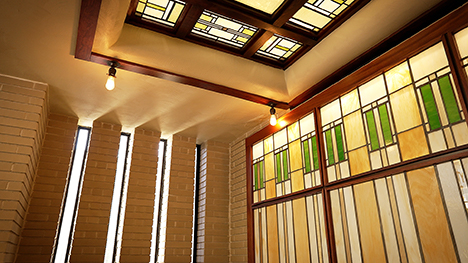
259;161;264;188
254;163;258;190
334;125;345;161
276;153;282;183
311;136;319;170
303;140;311;173
438;75;461;123
282;151;289;180
366;111;380;150
378;104;394;145
325;130;335;165
420;84;441;130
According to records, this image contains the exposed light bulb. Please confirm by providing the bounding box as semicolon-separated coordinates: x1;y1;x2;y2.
269;105;277;126
270;114;277;126
105;75;115;91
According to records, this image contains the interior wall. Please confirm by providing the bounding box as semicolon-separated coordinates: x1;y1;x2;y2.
229;137;248;263
15;114;77;263
0;74;48;263
196;141;230;263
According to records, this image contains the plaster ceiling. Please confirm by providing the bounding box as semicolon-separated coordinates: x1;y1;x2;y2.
0;0;443;143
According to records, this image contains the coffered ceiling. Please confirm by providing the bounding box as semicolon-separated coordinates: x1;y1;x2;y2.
0;0;456;143
124;0;369;68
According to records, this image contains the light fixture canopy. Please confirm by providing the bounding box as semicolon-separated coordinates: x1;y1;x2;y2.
105;61;120;91
269;103;277;126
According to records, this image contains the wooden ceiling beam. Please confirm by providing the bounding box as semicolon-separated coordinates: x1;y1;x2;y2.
243;30;274;57
182;0;317;45
176;4;204;38
272;0;308;27
75;0;102;61
90;53;290;109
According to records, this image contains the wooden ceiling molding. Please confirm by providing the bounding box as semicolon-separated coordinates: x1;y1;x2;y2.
75;0;464;112
125;0;370;68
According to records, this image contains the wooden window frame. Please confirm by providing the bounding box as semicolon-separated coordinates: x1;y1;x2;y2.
245;4;468;262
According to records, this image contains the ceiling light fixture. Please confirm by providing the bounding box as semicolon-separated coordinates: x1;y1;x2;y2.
269;103;277;126
105;61;120;91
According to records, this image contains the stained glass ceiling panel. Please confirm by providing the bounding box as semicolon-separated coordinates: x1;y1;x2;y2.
232;0;286;14
191;10;258;48
135;0;186;27
290;0;354;32
256;34;302;61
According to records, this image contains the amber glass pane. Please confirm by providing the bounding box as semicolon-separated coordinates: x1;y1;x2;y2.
288;121;300;142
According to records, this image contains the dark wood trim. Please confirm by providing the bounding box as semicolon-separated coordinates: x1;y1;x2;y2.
315;107;329;186
90;53;289;109
126;0;138;17
175;4;204;38
283;45;312;69
323;187;336;263
443;33;468;121
289;0;465;109
252;185;323;209
243;30;274;58
326;146;468;191
74;0;102;60
272;0;308;27
181;0;317;46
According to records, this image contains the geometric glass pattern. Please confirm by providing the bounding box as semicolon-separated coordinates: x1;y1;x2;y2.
135;0;186;27
256;34;302;61
232;0;286;14
191;10;258;48
330;157;468;263
321;42;468;183
252;113;320;204
289;0;353;32
455;26;468;83
254;193;329;263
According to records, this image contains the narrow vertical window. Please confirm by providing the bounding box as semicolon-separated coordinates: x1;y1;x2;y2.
191;145;201;263
52;127;91;263
150;140;168;263
104;133;131;263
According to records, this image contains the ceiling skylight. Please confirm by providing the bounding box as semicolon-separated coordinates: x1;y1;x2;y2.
232;0;286;14
289;0;353;32
191;10;258;48
256;34;302;61
135;0;186;27
127;0;368;68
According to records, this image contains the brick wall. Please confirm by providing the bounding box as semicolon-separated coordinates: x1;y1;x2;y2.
0;74;48;263
197;141;229;262
162;134;196;263
69;121;122;262
229;138;248;263
15;114;77;262
120;128;160;263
